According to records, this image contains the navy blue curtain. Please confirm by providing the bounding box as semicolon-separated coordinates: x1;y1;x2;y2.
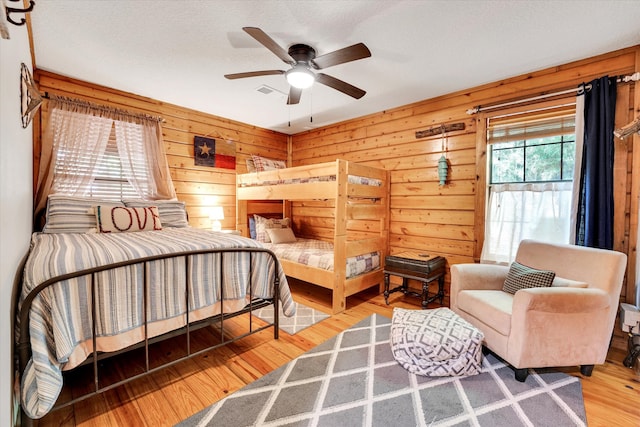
575;76;617;249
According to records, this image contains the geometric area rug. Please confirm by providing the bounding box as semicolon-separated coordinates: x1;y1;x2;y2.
176;314;587;427
252;301;330;335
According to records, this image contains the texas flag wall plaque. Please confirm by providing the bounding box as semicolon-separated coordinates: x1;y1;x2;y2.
194;136;236;169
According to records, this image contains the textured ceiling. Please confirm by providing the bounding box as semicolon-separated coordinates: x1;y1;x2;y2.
29;1;640;135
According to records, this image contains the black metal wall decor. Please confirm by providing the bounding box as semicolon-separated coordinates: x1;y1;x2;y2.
5;0;35;26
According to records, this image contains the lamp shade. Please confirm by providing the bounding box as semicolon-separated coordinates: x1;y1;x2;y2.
209;206;224;220
210;207;224;232
286;65;315;89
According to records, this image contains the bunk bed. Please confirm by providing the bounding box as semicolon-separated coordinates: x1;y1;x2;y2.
16;197;294;423
237;159;389;314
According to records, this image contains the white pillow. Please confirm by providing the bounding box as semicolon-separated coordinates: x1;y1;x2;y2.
96;205;162;233
266;227;296;244
551;276;589;288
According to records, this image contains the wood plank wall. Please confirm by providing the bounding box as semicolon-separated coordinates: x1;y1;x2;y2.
33;70;288;230
33;46;639;349
291;46;640;336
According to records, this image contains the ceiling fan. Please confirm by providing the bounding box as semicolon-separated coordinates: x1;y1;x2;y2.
224;27;371;105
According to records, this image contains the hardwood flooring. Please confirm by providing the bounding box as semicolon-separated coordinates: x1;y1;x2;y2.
34;280;640;426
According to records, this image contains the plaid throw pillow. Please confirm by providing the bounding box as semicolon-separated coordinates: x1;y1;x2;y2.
253;214;291;243
251;155;286;172
502;261;555;294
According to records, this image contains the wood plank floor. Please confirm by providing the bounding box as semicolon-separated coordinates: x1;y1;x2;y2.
35;280;640;427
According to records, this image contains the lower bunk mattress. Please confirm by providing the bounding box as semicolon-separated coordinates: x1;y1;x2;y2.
18;227;294;419
262;238;380;279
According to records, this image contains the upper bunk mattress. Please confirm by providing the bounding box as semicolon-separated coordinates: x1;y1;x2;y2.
238;174;382;187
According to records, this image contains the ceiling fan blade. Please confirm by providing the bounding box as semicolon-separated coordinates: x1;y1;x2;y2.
243;27;294;65
224;70;285;79
311;43;371;69
315;73;366;99
287;87;302;105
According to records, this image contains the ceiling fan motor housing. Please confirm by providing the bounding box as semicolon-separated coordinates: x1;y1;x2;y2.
288;44;316;66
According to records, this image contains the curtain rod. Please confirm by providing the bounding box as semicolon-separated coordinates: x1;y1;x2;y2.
43;92;165;123
466;72;640;115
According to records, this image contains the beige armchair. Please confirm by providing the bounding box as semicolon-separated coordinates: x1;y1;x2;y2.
450;239;627;381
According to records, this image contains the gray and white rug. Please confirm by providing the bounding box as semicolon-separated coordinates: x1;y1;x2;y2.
177;314;587;427
253;301;330;335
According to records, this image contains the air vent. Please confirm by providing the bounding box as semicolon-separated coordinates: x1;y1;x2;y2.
255;85;286;97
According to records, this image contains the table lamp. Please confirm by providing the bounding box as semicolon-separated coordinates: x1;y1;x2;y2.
210;206;224;232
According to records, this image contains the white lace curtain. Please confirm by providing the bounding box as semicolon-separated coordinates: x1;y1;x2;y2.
47;107;113;195
481;182;573;264
34;95;176;225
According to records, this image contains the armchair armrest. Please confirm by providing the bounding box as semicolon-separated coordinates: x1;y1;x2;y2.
450;263;509;311
513;287;610;314
451;263;509;292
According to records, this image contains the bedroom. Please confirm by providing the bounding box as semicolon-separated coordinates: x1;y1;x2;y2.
2;1;640;426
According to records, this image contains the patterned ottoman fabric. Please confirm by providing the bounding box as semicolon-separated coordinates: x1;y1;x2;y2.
390;307;484;376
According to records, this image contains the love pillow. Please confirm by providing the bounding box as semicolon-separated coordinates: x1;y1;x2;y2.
96;205;162;233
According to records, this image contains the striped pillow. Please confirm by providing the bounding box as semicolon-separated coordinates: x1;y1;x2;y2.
503;261;556;294
43;195;125;234
124;199;189;228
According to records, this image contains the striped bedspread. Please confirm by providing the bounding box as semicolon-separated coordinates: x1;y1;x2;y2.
262;238;380;278
18;228;294;419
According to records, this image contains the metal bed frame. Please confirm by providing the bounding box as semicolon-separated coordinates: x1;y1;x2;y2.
16;246;282;425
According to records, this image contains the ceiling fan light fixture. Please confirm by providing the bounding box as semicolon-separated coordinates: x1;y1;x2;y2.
286;66;315;89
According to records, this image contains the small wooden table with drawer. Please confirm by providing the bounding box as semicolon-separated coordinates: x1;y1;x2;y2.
383;252;446;308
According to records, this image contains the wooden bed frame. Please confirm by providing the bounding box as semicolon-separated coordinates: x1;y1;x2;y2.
16;247;283;426
237;159;389;314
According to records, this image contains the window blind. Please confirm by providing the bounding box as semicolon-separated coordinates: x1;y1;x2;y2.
487;106;576;144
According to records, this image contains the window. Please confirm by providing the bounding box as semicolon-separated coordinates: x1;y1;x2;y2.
54;124;144;201
481;108;576;263
48;108;163;202
489;115;575;184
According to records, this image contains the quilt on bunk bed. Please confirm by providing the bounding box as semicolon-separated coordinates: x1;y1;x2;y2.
261;238;381;279
18;227;295;419
238;174;382;187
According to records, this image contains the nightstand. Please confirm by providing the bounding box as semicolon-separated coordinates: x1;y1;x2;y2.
384;251;446;308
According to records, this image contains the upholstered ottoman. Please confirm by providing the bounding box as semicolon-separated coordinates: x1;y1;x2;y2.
390;307;484;376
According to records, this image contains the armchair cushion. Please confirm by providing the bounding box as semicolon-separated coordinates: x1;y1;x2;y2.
502;261;555;294
457;290;513;336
